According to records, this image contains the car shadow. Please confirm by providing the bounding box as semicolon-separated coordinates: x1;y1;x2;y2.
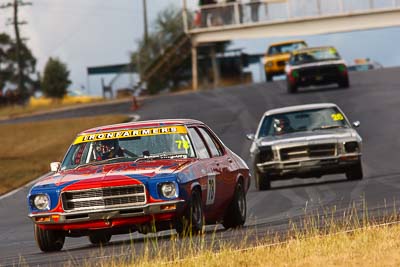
268;177;350;191
292;85;347;94
59;227;228;253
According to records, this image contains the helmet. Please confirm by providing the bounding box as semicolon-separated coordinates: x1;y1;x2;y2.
273;116;291;134
95;139;120;160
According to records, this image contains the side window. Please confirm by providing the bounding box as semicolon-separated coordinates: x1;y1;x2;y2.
258;116;271;137
188;128;210;159
198;127;223;157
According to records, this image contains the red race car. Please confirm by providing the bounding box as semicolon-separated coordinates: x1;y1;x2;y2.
27;119;250;252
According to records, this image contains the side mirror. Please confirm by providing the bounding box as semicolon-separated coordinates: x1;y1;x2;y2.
246;133;255;141
50;162;61;172
352;121;360;128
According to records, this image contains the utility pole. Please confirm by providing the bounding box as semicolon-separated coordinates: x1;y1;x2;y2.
142;0;148;44
0;0;32;99
137;0;148;85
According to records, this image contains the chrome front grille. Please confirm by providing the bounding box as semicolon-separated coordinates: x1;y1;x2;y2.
298;65;340;77
280;144;336;161
277;60;286;67
62;185;146;211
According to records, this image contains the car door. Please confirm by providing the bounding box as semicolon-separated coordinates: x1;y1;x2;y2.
187;127;220;218
197;127;235;218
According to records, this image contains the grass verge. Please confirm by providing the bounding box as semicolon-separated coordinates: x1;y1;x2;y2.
79;220;400;267
0;100;108;119
64;203;399;267
160;223;400;267
0;115;129;195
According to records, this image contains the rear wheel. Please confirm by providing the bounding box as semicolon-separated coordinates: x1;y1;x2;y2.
223;181;247;229
266;72;273;82
176;189;204;236
34;224;65;252
338;77;350;88
287;82;298;94
88;231;112;245
255;170;271;190
346;161;363;180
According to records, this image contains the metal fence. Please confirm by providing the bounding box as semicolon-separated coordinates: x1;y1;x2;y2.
187;0;400;30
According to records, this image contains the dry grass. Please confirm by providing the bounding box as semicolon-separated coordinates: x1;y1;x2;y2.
0;100;105;119
0;115;128;195
91;223;400;267
178;225;400;267
74;202;399;267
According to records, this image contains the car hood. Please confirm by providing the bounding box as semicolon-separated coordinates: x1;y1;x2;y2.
288;59;346;70
265;53;290;62
257;128;357;147
35;159;194;187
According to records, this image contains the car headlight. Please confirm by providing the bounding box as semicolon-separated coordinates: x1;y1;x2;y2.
266;61;273;67
344;141;359;153
33;194;50;210
259;146;274;162
160;182;178;199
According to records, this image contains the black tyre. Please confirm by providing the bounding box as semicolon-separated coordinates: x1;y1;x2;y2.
287;82;298;94
176;189;204;236
338;77;350;88
255;170;271;190
346;161;363;180
34;224;65;252
223;181;247;229
88;231;112;245
266;72;273;82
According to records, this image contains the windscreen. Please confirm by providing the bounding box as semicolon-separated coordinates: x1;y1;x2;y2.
258;107;350;137
290;47;341;65
268;42;307;55
61;125;195;170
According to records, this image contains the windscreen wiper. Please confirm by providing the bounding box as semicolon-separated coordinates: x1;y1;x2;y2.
312;125;346;131
135;153;188;162
74;157;132;169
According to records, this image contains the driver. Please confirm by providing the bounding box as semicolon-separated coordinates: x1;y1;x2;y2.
95;139;123;160
273;116;293;135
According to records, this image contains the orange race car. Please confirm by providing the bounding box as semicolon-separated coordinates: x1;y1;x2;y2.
264;40;307;82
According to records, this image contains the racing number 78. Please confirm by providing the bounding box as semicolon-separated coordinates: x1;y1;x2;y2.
175;140;190;149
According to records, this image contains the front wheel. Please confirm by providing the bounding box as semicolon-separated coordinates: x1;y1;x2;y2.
34;224;65;252
266;72;273;82
176;189;204;236
338;77;350;88
223;181;247;229
346;161;363;180
88;231;112;245
255;169;271;190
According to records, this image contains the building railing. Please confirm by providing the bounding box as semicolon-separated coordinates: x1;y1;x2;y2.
185;0;400;31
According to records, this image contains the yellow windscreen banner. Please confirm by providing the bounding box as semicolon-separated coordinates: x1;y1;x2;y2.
73;126;188;145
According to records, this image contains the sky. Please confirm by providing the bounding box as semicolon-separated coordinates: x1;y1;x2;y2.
0;0;399;95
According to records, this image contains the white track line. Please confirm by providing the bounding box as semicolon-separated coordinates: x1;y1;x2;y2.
0;114;141;201
0;172;51;201
129;114;141;122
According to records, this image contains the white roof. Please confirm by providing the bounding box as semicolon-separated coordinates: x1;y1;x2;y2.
264;103;338;116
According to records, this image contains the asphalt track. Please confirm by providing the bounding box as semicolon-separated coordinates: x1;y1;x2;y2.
1;67;400;266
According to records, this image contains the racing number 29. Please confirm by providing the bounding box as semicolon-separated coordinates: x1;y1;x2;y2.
331;113;344;121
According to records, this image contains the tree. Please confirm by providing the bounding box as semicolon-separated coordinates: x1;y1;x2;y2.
131;6;230;94
1;0;34;98
0;32;36;95
131;6;189;94
131;6;184;72
153;6;184;46
0;33;14;92
41;57;71;99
